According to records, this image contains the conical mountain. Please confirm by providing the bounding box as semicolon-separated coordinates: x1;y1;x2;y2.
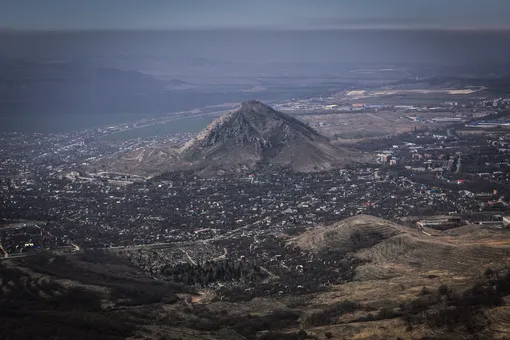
179;100;354;172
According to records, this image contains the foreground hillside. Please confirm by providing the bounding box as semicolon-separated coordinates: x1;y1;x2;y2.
3;216;510;339
290;215;510;339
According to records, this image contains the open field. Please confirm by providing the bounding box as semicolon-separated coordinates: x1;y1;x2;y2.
298;111;424;140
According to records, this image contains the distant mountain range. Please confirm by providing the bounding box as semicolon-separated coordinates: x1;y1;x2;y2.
0;59;165;116
165;79;195;90
98;101;360;175
0;58;252;119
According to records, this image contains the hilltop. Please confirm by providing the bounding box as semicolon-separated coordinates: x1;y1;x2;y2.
291;215;407;254
292;214;510;281
288;215;510;338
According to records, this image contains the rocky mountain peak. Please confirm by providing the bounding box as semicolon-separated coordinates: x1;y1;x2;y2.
178;100;353;173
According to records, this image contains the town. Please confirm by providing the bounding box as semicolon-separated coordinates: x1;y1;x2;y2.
1;93;509;266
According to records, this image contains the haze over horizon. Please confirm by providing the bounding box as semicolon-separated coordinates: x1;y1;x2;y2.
1;0;510;31
1;0;510;133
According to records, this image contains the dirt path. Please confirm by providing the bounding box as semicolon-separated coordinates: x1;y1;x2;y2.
212;247;228;261
0;243;7;257
179;248;197;265
260;266;279;280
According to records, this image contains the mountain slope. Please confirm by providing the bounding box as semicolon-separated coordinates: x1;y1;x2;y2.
291;215;407;254
178;101;355;172
292;215;510;282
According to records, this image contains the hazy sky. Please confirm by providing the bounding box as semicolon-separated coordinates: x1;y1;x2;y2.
1;0;510;31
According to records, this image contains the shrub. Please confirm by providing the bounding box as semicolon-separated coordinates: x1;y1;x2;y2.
438;284;451;296
419;286;432;296
376;307;402;320
484;267;495;278
304;300;359;327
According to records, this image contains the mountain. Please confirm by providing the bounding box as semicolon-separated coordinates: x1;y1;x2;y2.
165;78;195;90
179;101;356;173
0;59;167;115
101;101;358;175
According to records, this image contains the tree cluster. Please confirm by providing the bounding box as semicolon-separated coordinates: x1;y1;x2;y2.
161;259;267;286
402;269;510;333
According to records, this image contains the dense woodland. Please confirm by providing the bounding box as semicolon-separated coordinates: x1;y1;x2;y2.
161;259;267;286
